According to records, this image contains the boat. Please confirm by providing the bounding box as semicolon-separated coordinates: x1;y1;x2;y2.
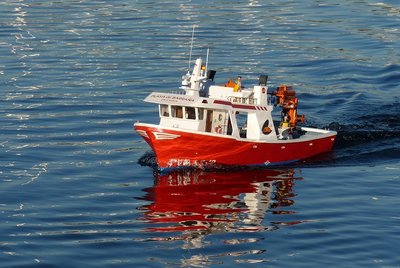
134;53;336;170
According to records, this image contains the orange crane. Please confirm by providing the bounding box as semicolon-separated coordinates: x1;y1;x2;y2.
273;85;305;129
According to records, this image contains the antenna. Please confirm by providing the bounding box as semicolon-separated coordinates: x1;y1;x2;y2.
188;25;195;71
205;47;210;73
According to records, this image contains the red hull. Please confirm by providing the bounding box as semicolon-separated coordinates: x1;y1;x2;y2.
135;123;336;169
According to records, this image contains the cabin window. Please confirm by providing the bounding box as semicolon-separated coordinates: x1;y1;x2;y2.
160;104;169;117
198;108;204;120
185;107;196;120
171;106;183;118
235;112;248;138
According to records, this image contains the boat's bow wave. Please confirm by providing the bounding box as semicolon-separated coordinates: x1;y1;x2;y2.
138;151;158;168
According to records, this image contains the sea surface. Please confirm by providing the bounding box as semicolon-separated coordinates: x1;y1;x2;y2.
1;0;400;267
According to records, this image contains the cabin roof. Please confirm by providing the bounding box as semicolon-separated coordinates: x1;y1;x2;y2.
144;92;270;112
144;92;198;106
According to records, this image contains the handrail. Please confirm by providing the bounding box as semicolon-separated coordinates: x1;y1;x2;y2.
227;96;258;105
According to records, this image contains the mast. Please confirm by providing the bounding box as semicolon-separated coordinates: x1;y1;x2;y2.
205;47;209;74
188;25;195;71
181;25;196;90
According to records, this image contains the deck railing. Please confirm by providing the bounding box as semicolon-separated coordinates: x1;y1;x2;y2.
227;96;258;105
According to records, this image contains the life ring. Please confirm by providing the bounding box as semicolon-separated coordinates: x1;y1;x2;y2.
215;125;222;134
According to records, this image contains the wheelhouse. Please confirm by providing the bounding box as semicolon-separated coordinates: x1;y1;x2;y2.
156;101;277;141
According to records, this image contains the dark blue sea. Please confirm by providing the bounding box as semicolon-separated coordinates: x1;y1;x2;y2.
1;1;399;267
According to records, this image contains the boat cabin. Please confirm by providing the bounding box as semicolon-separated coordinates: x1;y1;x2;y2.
143;57;303;141
155;100;277;140
145;86;279;141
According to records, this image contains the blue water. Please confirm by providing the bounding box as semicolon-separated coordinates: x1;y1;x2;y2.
1;0;399;267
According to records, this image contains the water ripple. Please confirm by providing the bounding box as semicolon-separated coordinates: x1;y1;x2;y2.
1;0;399;267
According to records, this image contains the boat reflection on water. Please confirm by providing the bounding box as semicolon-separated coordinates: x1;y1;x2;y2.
138;168;303;249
